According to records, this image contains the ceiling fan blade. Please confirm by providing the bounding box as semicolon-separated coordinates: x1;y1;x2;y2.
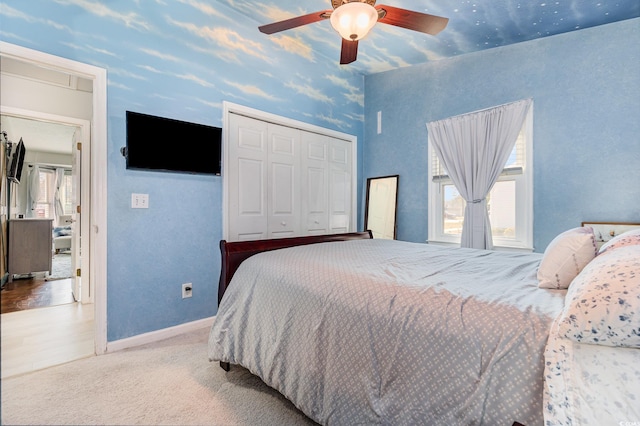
258;10;331;35
376;5;449;35
340;39;358;65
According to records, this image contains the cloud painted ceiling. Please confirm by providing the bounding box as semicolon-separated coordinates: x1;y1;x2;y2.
225;0;640;74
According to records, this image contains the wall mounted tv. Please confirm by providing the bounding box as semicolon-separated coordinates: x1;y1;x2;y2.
8;138;26;184
125;111;221;176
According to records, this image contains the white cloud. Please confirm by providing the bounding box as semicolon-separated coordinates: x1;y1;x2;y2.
284;81;334;104
325;75;364;107
344;91;364;107
0;3;74;33
108;68;147;81
136;64;164;74
316;113;350;129
60;41;119;60
139;48;182;63
135;64;214;89
0;30;31;44
197;98;223;109
107;80;133;91
324;74;353;90
177;0;226;18
178;73;215;88
53;0;153;32
224;80;280;101
165;16;273;64
270;34;315;61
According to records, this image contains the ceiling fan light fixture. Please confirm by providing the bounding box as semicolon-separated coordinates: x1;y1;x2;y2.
330;2;378;41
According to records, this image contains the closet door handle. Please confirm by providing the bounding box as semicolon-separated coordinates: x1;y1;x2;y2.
280;221;286;226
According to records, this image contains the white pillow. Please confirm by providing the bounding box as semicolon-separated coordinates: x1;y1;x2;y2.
598;228;640;255
537;226;598;289
557;245;640;348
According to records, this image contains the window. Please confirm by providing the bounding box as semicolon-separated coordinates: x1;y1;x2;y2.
428;107;533;250
33;168;73;218
60;173;73;215
33;168;55;218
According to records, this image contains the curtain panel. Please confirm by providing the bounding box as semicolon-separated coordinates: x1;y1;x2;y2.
427;99;532;249
54;167;65;224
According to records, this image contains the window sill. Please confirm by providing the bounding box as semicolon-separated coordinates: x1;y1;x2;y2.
427;239;534;253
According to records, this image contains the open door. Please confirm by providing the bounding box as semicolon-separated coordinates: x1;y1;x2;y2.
71;123;92;304
71;128;81;301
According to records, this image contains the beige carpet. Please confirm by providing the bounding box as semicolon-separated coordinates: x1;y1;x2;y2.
1;327;317;425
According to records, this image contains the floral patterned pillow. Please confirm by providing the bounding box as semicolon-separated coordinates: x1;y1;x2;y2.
537;226;598;289
557;245;640;348
598;228;640;255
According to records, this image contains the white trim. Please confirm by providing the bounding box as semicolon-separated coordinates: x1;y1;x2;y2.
0;41;108;355
106;316;215;353
222;101;358;241
427;239;533;253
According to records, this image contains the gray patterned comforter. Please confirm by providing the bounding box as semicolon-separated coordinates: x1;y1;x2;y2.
208;239;566;425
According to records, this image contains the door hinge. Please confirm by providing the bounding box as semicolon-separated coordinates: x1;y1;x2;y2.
76;268;81;277
77;142;82;151
76;205;81;214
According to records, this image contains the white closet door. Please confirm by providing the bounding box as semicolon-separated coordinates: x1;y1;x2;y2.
301;132;329;235
224;102;356;242
267;123;300;239
227;113;268;241
329;138;352;234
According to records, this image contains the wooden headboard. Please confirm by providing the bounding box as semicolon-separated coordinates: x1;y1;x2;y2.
218;231;373;305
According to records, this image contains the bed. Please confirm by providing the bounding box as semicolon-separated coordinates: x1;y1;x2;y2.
208;229;640;425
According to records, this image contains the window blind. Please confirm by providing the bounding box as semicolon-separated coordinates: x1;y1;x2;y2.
431;127;526;182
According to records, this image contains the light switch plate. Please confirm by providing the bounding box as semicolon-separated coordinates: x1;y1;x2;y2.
131;193;149;209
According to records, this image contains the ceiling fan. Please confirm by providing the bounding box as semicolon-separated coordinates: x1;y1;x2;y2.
258;0;449;65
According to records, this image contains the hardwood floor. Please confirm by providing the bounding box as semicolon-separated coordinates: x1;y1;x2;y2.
1;275;75;314
1;296;95;379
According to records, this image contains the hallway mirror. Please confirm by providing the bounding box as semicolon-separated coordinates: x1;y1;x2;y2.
364;175;399;240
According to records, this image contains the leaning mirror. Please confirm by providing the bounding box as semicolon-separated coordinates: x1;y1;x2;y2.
364;175;399;240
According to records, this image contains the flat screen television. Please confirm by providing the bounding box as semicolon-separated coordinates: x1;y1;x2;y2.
8;138;26;184
125;111;221;175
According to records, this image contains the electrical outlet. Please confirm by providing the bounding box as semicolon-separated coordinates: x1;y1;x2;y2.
182;283;192;299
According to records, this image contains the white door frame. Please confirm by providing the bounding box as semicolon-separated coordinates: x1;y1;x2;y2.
0;41;108;355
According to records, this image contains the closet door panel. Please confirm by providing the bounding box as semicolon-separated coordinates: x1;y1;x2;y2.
267;124;299;238
329;138;352;234
301;132;329;235
228;114;268;241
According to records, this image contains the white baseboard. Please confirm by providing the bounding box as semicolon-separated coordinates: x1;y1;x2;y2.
106;316;215;353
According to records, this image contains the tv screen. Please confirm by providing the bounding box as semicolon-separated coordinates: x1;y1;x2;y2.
125;111;221;175
8;138;26;184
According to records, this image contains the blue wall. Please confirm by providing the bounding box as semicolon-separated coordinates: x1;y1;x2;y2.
3;0;638;341
364;18;640;251
0;1;364;341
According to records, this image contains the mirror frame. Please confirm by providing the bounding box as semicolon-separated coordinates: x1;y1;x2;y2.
364;174;399;240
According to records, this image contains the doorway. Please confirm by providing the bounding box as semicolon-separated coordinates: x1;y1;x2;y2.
0;42;107;370
1;115;83;313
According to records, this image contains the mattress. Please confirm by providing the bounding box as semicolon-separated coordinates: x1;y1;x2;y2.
209;239;567;425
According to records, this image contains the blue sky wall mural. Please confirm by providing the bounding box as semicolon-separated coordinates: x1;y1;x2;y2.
0;0;364;341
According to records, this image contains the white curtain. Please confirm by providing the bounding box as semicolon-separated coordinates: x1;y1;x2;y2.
426;99;532;249
26;165;40;218
54;167;65;224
